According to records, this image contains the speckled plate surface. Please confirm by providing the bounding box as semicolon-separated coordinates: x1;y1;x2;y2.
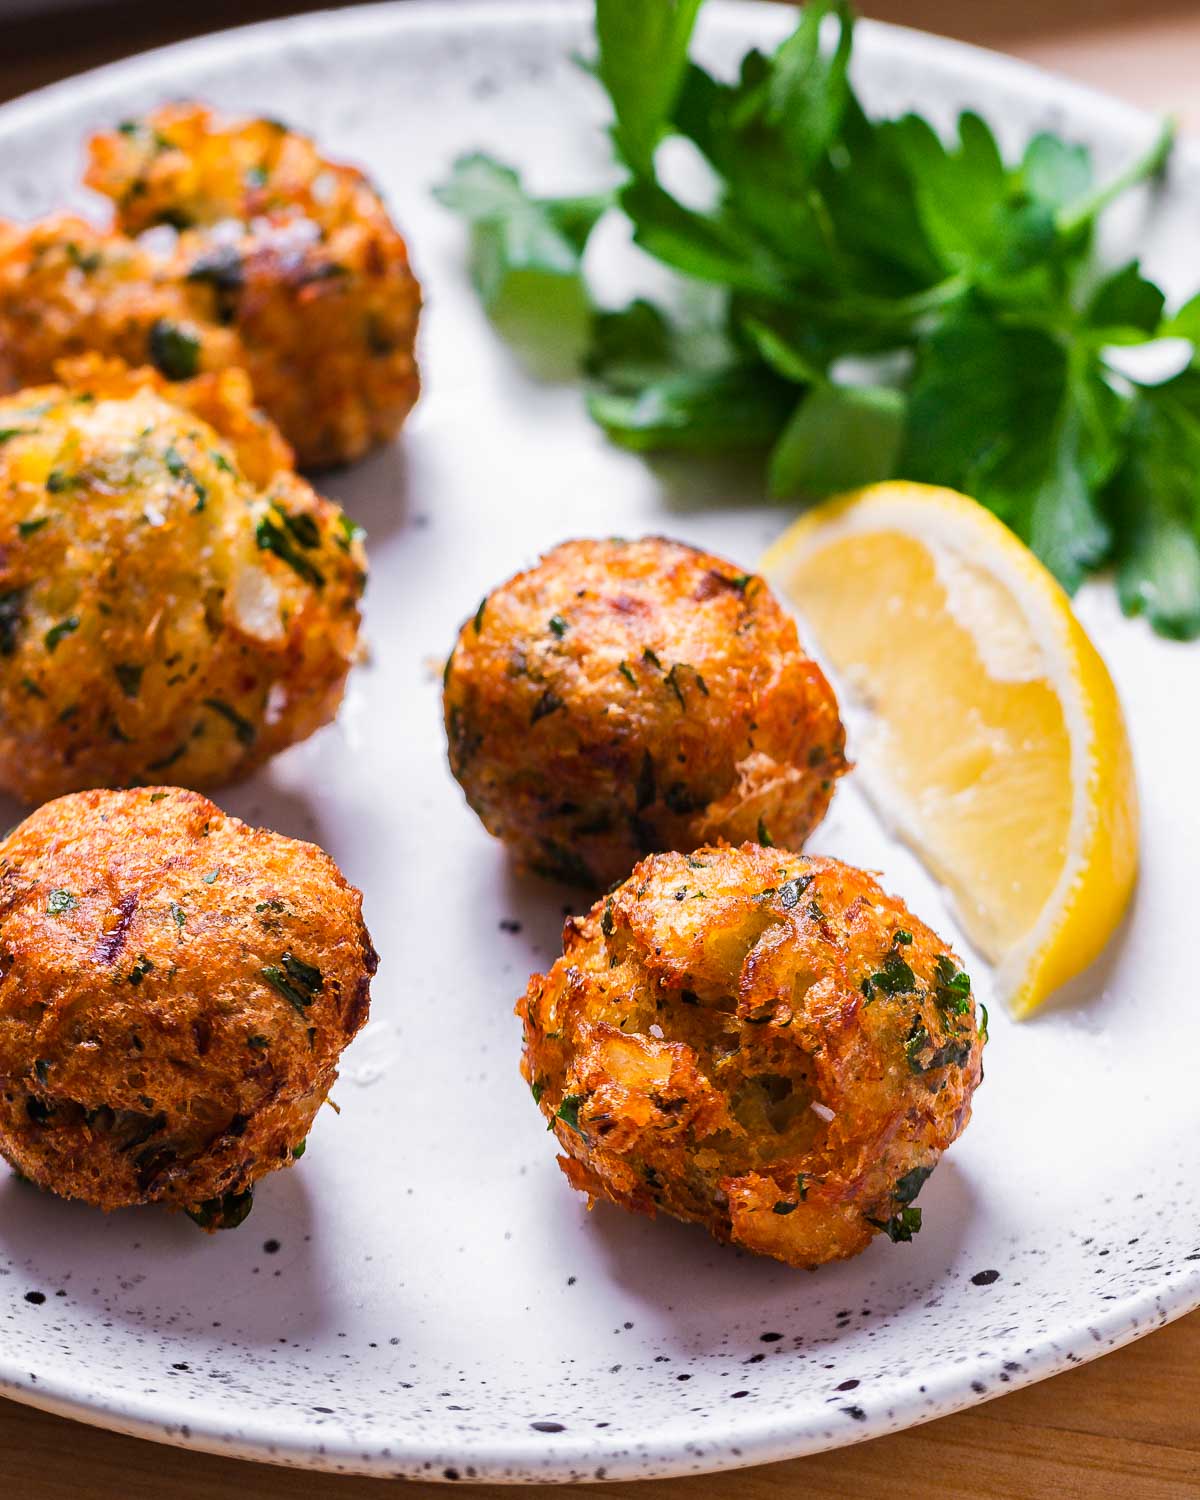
0;0;1197;1482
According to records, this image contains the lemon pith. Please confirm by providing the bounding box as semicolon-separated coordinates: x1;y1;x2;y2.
761;482;1139;1017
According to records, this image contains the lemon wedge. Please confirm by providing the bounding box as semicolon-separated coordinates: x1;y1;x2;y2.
762;481;1138;1017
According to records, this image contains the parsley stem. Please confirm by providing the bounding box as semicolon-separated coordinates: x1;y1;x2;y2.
789;271;970;330
1056;117;1175;240
873;272;971;322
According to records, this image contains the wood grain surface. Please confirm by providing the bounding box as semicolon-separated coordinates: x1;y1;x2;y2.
0;2;1198;1497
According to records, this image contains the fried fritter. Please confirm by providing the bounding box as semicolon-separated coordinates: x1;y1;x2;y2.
0;787;377;1228
0;102;421;469
0;357;365;804
444;537;847;889
520;843;984;1268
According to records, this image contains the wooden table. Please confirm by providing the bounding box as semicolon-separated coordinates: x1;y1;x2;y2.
1;2;1198;1495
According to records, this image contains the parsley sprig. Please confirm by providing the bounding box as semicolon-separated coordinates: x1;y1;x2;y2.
437;0;1200;637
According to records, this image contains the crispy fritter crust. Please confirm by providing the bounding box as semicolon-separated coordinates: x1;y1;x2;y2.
0;787;377;1225
0;357;366;804
0;102;421;469
520;843;984;1268
444;537;847;888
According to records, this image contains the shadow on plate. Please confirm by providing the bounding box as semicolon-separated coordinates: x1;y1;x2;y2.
217;767;332;848
316;437;412;543
575;1153;980;1359
496;858;589;966
1025;876;1140;1022
0;1150;343;1349
643;449;771;519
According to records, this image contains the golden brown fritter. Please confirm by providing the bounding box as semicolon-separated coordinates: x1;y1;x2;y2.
0;787;377;1228
520;843;984;1268
0;102;421;469
0;356;366;805
444;537;847;889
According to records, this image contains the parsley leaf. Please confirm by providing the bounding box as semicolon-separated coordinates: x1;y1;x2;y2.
594;0;703;176
868;1205;922;1242
261;953;323;1017
148;319;201;380
186;1188;254;1232
590;366;793;454
46;888;77;916
769;382;905;498
433;153;608;369
1106;365;1200;639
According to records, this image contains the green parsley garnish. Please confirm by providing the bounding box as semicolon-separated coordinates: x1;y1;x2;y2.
148;319;201;380
549;613;568;637
127;955;154;986
555;1094;586;1134
164;444;207;510
531;687;565;723
904;1014;973;1074
46;889;77;916
203;698;256;746
186;1188;254;1231
261;952;324;1017
868;1206;923;1243
756;817;774;848
437;0;1200;637
663;661;707;708
335;512;364;552
0;590;23;655
114;663;144;698
44;617;79;653
256;509;325;588
869;950;918;996
281;511;321;549
933;955;973;1015
779;874;813;909
17;517;48;538
893;1165;933;1205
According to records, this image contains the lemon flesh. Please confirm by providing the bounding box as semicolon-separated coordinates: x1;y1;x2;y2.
762;482;1138;1017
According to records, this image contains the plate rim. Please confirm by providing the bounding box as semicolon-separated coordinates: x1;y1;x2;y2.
0;0;1195;1481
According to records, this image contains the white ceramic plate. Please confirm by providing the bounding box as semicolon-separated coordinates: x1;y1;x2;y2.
0;0;1197;1482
